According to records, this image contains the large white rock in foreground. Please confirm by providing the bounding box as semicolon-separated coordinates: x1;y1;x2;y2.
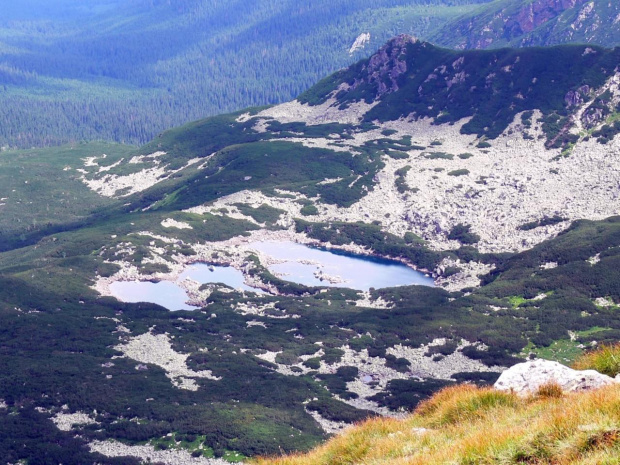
494;359;618;396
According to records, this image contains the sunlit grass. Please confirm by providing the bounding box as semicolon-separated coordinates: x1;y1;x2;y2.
254;383;620;465
573;343;620;377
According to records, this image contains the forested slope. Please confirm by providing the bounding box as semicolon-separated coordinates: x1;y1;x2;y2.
0;0;488;148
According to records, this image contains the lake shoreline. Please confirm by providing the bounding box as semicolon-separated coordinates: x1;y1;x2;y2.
94;229;436;311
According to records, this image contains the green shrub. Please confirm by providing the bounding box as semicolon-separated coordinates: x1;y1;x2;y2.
303;357;321;370
448;223;480;244
425;152;453;160
448;169;470;177
300;204;319;216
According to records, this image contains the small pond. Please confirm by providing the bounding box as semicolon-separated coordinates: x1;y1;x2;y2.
109;241;434;311
110;265;262;311
110;280;198;311
179;263;261;294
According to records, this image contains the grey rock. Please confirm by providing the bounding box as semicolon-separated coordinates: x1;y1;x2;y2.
565;85;590;107
581;107;604;128
494;359;617;396
357;34;417;97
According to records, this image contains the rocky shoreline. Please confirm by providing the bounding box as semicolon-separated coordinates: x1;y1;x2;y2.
92;226;459;308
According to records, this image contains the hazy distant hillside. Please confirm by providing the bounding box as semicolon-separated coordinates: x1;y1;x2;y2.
432;0;620;49
0;0;490;148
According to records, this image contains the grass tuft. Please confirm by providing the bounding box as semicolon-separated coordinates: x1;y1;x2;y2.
573;343;620;377
535;381;564;399
414;384;518;426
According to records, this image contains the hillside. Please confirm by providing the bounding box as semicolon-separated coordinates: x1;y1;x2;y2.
0;0;489;149
4;0;620;150
255;381;620;464
432;0;620;49
1;37;620;463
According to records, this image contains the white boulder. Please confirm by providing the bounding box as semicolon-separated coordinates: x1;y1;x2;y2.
494;359;618;396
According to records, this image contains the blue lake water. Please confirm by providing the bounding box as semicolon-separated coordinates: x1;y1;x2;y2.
249;241;434;291
110;265;262;311
109;241;434;311
179;264;261;294
109;280;198;311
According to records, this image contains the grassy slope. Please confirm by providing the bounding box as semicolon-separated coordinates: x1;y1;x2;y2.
0;142;134;250
255;383;620;464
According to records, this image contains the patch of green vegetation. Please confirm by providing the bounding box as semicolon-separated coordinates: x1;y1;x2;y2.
507;296;528;308
368;378;456;412
592;120;620;144
266;121;356;140
385;150;409;160
131;139;383;212
404;231;423;245
458;152;474;159
394;165;412;194
424;152;454;160
0;142;135;251
527;339;585;365
521;110;534;128
304;398;370;424
234;203;285;225
447;224;480;245
447;169;469;177
480;216;620;351
317;366;359;400
300;204;319;216
518;215;567;231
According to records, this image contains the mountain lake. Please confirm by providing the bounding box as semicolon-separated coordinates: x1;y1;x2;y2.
109;241;434;310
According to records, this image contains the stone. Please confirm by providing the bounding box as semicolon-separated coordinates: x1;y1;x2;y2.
494;359;618;396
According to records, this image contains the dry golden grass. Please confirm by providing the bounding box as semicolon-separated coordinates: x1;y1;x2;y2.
254;384;620;465
573;343;620;377
536;381;565;399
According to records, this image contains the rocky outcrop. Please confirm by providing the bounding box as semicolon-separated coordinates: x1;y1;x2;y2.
354;34;417;98
494;359;618;396
565;85;590;107
581;106;605;128
349;33;371;55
